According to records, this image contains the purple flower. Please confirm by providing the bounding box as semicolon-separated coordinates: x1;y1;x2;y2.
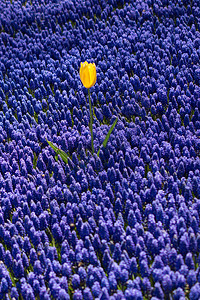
176;254;184;271
179;234;189;257
108;271;117;291
21;283;35;300
52;223;63;243
73;290;83;300
128;210;137;228
13;259;24;278
126;235;135;256
185;253;195;270
124;288;143;300
120;268;129;285
92;281;101;298
187;270;197;288
189;283;200;300
140;260;150;278
173;288;185;300
83;287;93;300
80;222;91;239
130;257;138;276
11;287;19;299
112;243;122;262
50;282;60;299
62;263;71;278
33;279;40;294
72;274;81;290
39;213;48;230
101;277;109;290
22;252;29;269
153;282;164;299
162;274;172;294
179;265;189;278
152;255;164;269
142;277;152;295
0;278;8;294
99;287;110;300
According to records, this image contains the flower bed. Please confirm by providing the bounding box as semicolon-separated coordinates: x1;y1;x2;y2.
0;0;200;299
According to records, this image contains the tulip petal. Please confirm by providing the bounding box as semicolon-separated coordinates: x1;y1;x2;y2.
83;66;91;88
87;63;96;88
91;64;97;87
80;62;89;88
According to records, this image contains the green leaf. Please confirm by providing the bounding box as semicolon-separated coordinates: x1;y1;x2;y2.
97;148;100;157
102;117;118;148
46;139;69;164
97;117;118;157
58;151;69;164
33;152;37;169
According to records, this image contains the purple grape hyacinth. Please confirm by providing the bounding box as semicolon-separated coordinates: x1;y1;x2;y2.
0;0;199;298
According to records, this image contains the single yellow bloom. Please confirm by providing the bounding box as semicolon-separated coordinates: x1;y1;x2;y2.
80;61;96;88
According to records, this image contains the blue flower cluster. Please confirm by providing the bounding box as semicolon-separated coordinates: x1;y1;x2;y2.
0;0;200;298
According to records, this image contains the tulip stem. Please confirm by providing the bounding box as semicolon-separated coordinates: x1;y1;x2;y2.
88;89;94;154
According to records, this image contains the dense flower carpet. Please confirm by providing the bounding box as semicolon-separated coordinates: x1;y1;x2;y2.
0;0;200;299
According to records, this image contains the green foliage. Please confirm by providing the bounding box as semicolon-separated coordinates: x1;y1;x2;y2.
46;139;69;164
33;152;37;169
97;117;118;157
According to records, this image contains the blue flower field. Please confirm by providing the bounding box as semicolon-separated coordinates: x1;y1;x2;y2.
0;0;200;299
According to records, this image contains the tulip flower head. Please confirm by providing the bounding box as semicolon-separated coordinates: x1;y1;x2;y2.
80;61;96;88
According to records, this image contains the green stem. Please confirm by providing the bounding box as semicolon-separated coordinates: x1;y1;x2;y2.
88;89;94;154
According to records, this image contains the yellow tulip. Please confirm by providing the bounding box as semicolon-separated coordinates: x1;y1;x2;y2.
79;61;96;88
